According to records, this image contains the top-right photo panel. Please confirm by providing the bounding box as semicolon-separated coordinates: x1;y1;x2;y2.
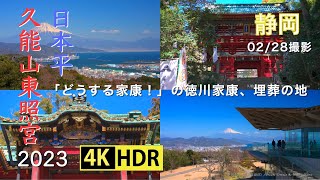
160;0;320;90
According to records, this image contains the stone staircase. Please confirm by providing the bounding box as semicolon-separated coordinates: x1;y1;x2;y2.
269;156;318;179
283;156;320;179
249;150;318;179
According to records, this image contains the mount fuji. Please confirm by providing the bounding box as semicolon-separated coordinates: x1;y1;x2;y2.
207;128;282;143
0;22;160;53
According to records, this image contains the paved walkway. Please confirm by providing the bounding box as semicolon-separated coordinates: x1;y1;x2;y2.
237;164;253;178
161;164;253;179
161;166;201;179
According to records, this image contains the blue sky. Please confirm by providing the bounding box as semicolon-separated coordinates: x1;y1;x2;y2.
0;90;157;118
1;0;160;41
161;90;320;138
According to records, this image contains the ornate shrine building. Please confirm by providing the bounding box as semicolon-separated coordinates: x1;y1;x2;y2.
207;3;295;80
0;96;160;179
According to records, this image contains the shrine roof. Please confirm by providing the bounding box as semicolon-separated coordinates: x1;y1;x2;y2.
204;3;290;14
0;103;159;126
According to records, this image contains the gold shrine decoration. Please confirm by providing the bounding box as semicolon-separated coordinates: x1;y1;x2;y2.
89;115;101;125
109;124;120;128
140;132;146;145
39;127;52;132
71;113;87;120
89;121;95;128
58;116;69;125
106;127;147;132
73;116;84;122
59;124;100;139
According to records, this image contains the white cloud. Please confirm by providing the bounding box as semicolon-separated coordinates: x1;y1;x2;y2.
91;29;120;34
224;128;242;134
142;29;151;34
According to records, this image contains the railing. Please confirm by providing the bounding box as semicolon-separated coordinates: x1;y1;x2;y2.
248;143;320;159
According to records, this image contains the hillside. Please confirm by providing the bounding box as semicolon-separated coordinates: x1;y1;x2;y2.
1;23;160;52
161;137;245;147
0;55;159;89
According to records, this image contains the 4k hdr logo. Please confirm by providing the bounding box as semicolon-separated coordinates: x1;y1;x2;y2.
80;145;163;171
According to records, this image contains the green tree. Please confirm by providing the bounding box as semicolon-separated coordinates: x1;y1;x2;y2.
161;1;199;60
186;149;195;164
163;149;191;171
39;96;54;114
262;0;285;3
0;55;40;89
55;93;72;110
279;0;320;88
215;148;232;179
164;149;176;171
161;0;222;84
186;149;201;165
148;98;160;144
148;98;160;118
183;2;224;85
38;93;72;114
13;111;20;118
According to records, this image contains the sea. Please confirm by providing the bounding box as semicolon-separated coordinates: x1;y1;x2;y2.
72;51;160;69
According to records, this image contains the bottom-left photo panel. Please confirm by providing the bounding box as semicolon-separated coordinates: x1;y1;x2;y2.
0;90;161;180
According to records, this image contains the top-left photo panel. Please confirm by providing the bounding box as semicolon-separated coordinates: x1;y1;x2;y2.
0;0;160;90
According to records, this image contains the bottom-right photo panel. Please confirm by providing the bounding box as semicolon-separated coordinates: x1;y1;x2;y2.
160;90;320;180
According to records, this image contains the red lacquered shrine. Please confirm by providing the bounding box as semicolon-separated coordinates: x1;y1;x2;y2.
208;3;293;79
0;96;160;179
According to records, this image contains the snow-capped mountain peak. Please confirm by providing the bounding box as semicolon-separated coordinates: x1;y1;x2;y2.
32;22;72;34
224;128;242;134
